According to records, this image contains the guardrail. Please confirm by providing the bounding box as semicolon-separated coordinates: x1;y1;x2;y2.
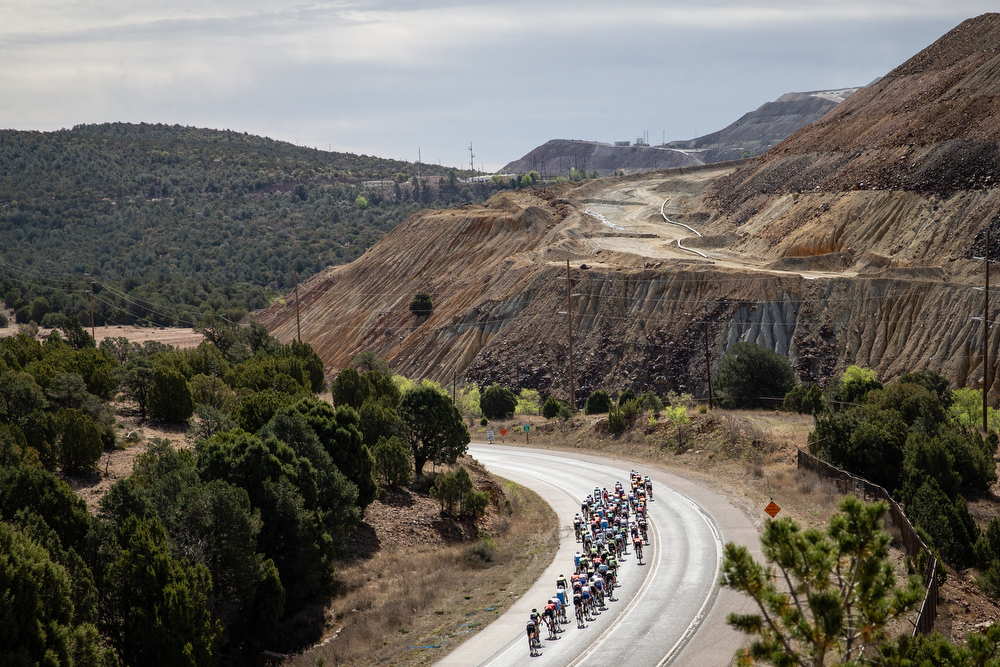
796;448;938;635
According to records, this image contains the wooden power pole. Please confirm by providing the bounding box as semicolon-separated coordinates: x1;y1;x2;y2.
986;227;991;434
293;268;302;343
566;260;576;410
704;322;713;409
88;272;95;339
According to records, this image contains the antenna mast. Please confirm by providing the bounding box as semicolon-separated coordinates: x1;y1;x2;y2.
469;142;475;175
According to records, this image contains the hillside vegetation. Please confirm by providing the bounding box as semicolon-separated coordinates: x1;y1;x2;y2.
0;123;513;329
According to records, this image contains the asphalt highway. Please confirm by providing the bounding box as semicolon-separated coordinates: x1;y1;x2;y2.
436;444;761;667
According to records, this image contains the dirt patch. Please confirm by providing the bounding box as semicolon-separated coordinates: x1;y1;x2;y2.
0;324;204;349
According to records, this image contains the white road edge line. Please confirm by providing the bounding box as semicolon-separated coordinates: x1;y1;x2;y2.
655;490;725;667
477;469;585;667
660;198;709;259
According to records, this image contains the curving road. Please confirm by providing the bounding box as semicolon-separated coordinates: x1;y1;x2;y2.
436;445;761;667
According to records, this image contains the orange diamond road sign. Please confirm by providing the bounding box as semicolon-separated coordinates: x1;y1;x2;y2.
499;428;508;436
765;502;781;518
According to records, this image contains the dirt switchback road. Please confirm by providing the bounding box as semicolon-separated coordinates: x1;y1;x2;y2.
437;444;759;667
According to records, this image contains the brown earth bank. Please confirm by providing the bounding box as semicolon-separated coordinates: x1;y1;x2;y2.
252;15;1000;406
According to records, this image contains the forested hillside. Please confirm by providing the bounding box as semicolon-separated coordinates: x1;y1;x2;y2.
0;123;511;328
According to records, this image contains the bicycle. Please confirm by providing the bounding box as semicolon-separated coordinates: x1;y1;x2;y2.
546;614;558;640
575;601;585;628
527;621;540;656
634;541;644;564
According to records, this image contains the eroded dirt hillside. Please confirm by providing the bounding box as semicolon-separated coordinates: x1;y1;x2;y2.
259;14;1000;403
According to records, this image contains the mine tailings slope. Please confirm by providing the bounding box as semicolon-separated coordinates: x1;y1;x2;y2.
260;14;1000;402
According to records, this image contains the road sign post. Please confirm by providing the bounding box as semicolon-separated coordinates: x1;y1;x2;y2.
487;430;494;442
523;423;530;445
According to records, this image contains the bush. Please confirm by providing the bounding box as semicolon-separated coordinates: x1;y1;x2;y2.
514;389;541;415
584;389;612;415
619;398;641;421
480;384;516;420
639;391;663;415
905;478;979;568
783;384;824;414
461;538;496;567
607;409;625;435
836;365;883;405
542;396;560;419
373;435;413;488
408;291;433;317
57;408;103;474
899;370;952;409
480;416;488;426
148;366;194;422
618;389;636;406
715;342;797;409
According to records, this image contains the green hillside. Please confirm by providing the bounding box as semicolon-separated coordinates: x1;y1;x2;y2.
0;123;505;327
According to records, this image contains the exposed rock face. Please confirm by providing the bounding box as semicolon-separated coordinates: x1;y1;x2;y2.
259;14;1000;406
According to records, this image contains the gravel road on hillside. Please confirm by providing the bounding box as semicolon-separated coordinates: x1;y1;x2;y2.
436;444;760;667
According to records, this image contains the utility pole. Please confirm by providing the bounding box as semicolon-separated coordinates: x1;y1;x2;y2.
469;142;475;175
293;268;302;343
88;271;95;338
986;227;991;434
704;322;713;409
566;260;576;410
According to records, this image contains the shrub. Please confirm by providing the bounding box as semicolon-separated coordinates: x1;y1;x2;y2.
148;366;194;422
480;384;516;420
542;396;560;419
899;369;952;409
584;389;611;415
715;343;797;409
57;408;103;474
461;538;496;567
408;291;433;317
783;384;824;415
514;389;541;415
618;389;636;406
836;365;883;405
480;416;488;426
373;435;413;488
607;409;625;435
639;391;663;415
620;398;641;421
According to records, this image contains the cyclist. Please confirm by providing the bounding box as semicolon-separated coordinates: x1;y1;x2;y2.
633;536;644;563
593;575;605;608
574;592;585;627
543;600;559;638
556;587;569;623
645;476;653;499
639;517;649;543
528;609;541;654
557;574;569;592
580;584;592;619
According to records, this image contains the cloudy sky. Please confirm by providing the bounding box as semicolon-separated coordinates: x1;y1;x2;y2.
1;1;995;170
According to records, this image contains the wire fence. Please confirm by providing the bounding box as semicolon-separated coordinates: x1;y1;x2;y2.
796;448;938;635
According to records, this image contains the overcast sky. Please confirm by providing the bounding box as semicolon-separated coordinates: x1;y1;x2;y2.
1;2;996;171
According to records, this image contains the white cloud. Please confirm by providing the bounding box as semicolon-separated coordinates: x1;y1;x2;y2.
0;1;997;168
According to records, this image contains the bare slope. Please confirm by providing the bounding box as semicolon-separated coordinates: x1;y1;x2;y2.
709;13;1000;263
259;15;1000;404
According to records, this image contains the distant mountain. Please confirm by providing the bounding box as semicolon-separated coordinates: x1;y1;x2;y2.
666;88;858;157
501;139;703;178
502;88;859;177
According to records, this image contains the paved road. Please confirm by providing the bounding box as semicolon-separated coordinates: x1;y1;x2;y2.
436;445;760;667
